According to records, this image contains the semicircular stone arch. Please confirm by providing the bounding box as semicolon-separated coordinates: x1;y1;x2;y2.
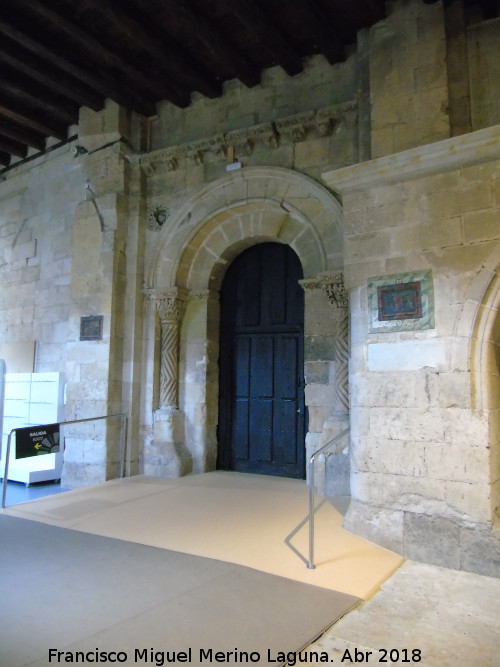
147;166;343;290
452;240;500;526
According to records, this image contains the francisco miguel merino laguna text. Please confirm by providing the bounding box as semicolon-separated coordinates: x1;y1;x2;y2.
48;647;332;664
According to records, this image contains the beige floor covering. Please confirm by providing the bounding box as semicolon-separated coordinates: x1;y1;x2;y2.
2;471;403;600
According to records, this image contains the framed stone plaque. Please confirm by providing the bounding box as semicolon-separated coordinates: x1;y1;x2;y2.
368;271;434;333
80;315;103;341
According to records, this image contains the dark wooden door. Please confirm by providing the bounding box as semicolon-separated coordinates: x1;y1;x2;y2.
217;243;306;478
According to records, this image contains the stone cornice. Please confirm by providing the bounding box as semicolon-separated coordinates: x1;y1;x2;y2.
322;124;500;194
140;101;357;173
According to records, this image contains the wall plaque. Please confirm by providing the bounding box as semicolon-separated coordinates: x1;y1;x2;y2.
80;315;103;341
368;271;434;333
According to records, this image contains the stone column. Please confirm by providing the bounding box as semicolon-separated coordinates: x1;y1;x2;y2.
320;272;350;495
144;287;191;477
321;272;349;415
300;272;350;495
154;289;188;410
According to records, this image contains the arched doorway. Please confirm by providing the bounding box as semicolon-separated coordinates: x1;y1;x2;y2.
217;243;306;478
143;166;345;479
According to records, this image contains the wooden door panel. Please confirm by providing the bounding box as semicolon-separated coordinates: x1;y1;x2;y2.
234;336;250;397
232;399;249;460
218;243;305;478
250;336;274;398
250;399;273;463
275;335;299;399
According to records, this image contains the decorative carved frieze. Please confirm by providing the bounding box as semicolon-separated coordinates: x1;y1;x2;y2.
275;111;315;143
139;101;358;174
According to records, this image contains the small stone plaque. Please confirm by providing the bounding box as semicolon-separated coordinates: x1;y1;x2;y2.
80;315;103;341
368;271;434;333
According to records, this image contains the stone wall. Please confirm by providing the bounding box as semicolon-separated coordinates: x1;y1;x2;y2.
323;127;500;576
369;0;500;155
370;0;450;157
0;144;81;373
0;0;498;574
0;102;144;487
140;51;362;480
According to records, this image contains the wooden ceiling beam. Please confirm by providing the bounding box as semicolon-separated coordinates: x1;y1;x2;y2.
78;0;221;99
0;135;27;159
300;0;345;63
151;0;261;88
0;117;46;151
229;0;304;75
479;0;500;18
0;41;103;111
0;72;78;125
0;17;153;116
0;102;67;140
17;0;191;107
0;151;11;167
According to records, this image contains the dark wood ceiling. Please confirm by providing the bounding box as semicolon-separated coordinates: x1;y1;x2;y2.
0;0;498;169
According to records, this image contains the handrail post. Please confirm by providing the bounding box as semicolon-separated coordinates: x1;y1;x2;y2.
1;430;14;510
307;451;316;569
120;414;128;478
307;427;350;570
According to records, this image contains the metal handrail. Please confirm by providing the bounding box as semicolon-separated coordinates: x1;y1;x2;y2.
1;413;128;509
307;426;350;569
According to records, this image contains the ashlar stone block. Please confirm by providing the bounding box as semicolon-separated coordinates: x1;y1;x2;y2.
353;436;427;478
343;499;404;554
368;406;446;442
460;525;500;578
424;442;489;484
403;513;461;569
445;480;492;523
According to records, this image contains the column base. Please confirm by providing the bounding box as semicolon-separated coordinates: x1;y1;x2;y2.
144;407;192;478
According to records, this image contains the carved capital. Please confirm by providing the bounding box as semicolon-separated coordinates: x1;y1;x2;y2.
299;278;324;293
320;272;348;310
145;287;189;321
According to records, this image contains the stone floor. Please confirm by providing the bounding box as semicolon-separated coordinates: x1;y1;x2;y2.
303;559;500;666
3;475;500;665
